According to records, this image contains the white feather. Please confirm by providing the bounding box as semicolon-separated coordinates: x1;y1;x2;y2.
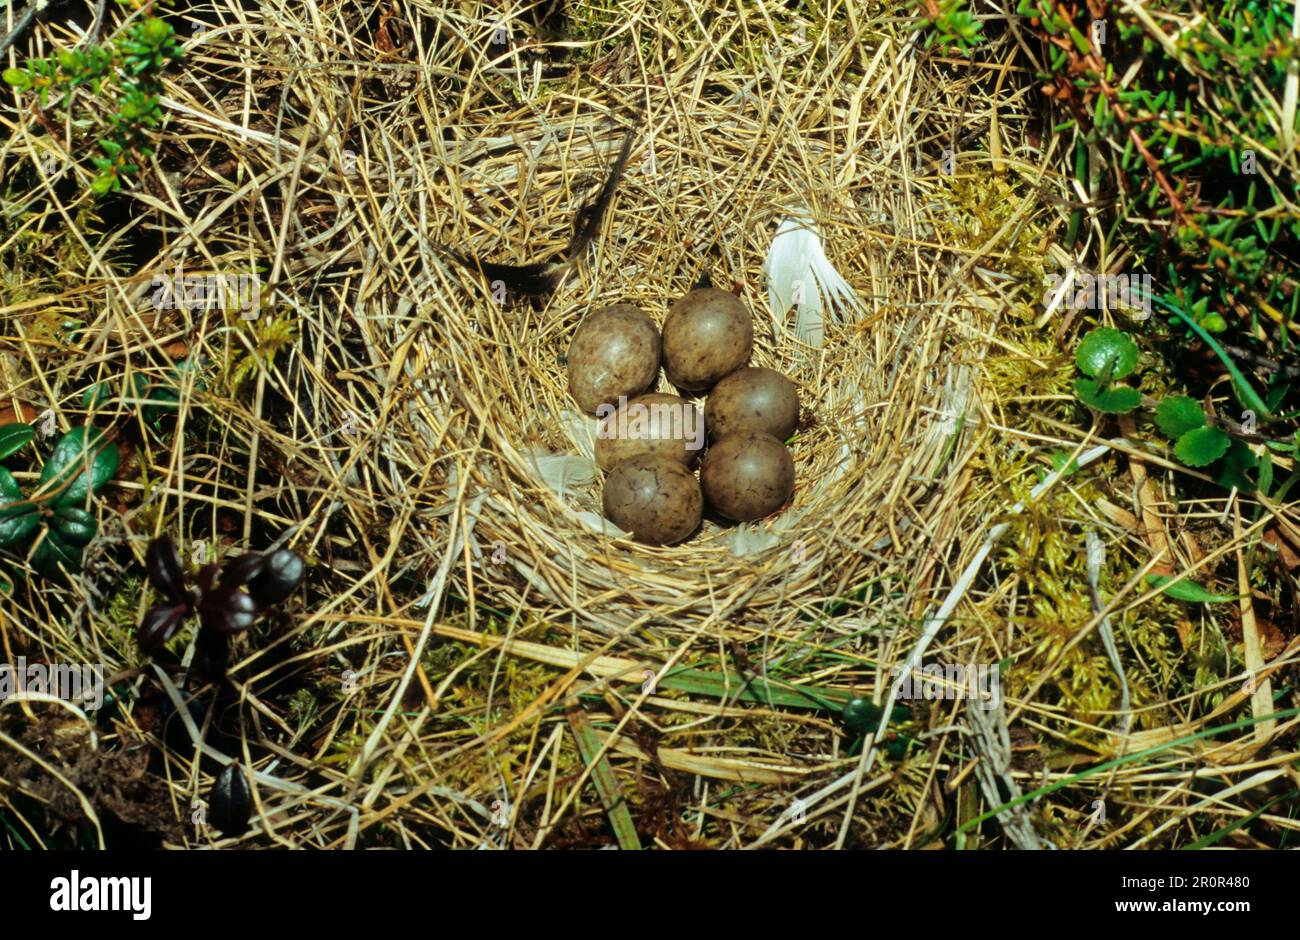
726;526;782;557
520;442;625;536
557;409;599;463
523;448;596;498
764;215;865;348
572;510;628;538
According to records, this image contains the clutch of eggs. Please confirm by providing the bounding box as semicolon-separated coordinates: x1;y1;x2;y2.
566;289;800;545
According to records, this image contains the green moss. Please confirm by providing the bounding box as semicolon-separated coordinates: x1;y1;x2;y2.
102;574;145;660
225;313;297;394
0;201;105;310
935;172;1050;311
965;415;1199;751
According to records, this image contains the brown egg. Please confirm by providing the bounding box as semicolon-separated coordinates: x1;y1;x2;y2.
661;288;753;392
595;393;705;470
705;367;800;442
602;454;703;545
566;305;661;414
700;431;794;522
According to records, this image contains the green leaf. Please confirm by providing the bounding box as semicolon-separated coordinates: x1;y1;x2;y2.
90;171;118;195
1186;788;1300;850
81;383;113;408
0;423;35;461
567;707;640;850
36;427;119;508
1047;451;1081;477
843;697;891;736
51;506;97;547
659;666;845;711
1154;396;1206;438
1257;451;1274;499
1145;574;1237;604
31;529;83;577
1074;378;1142;414
1174;426;1231;467
142;385;179;426
1216;439;1258;492
0;468;38;547
1076;327;1139;380
1153;296;1272;418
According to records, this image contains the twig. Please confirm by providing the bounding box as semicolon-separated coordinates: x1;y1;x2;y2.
0;0;40;59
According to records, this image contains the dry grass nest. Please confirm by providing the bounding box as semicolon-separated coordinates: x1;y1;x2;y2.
431;98;969;634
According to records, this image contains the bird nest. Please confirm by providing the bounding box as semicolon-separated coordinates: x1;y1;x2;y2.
398;102;982;643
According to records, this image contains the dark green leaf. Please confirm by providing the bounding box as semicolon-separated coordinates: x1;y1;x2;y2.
36;427;119;508
0;423;34;461
51;506;97;547
0;468;38;547
31;529;83;576
1075;378;1142;414
81;383;113;408
1076;327;1139;380
1216;439;1259;492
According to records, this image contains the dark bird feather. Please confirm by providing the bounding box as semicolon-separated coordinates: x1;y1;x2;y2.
440;113;638;298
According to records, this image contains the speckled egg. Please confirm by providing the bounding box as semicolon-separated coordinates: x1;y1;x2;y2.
602;454;703;545
566;304;661;414
700;430;794;522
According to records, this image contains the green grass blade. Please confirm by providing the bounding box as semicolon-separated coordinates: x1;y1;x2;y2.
567;707;640;850
1184;788;1299;850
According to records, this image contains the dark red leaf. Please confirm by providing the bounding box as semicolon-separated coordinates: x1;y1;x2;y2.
209;762;252;836
138;603;188;652
221;551;268;588
246;549;305;608
196;562;220;593
193;629;230;681
197;586;258;635
145;535;187;601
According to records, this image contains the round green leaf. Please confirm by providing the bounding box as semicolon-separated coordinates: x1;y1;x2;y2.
1153;395;1206;438
1047;451;1081;477
0;423;34;461
0;468;38;547
51;506;98;547
1074;378;1142;414
842;697;885;736
142;386;180;426
1174;427;1231;468
36;427;119;508
1076;327;1139;380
